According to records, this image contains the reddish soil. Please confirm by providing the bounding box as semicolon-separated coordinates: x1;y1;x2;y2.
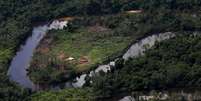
79;56;89;64
58;16;75;21
36;37;53;54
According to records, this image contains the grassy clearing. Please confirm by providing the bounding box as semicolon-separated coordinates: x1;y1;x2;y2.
29;25;133;84
39;27;132;72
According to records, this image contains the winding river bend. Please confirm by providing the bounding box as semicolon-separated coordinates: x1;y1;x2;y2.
7;18;175;90
8;20;68;90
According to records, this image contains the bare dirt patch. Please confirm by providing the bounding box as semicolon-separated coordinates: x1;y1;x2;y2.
126;10;142;14
79;56;90;64
36;38;53;54
58;16;75;21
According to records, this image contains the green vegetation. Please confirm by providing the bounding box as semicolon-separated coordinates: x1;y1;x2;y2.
0;0;141;100
90;34;201;98
28;19;134;85
0;0;201;100
30;88;94;101
28;0;201;86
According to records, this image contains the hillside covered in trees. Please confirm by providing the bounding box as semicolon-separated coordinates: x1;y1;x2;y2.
0;0;201;101
90;33;201;98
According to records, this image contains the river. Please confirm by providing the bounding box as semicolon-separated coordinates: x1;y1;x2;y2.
8;20;68;90
7;19;176;90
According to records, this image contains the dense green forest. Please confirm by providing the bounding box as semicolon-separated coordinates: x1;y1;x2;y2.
30;88;95;101
0;0;201;101
90;34;201;98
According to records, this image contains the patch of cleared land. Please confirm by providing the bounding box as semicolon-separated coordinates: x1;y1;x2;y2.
43;27;131;71
29;24;133;84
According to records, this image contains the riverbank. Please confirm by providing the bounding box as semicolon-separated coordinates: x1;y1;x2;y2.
29;33;201;101
28;10;201;89
28;16;136;87
8;19;70;90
